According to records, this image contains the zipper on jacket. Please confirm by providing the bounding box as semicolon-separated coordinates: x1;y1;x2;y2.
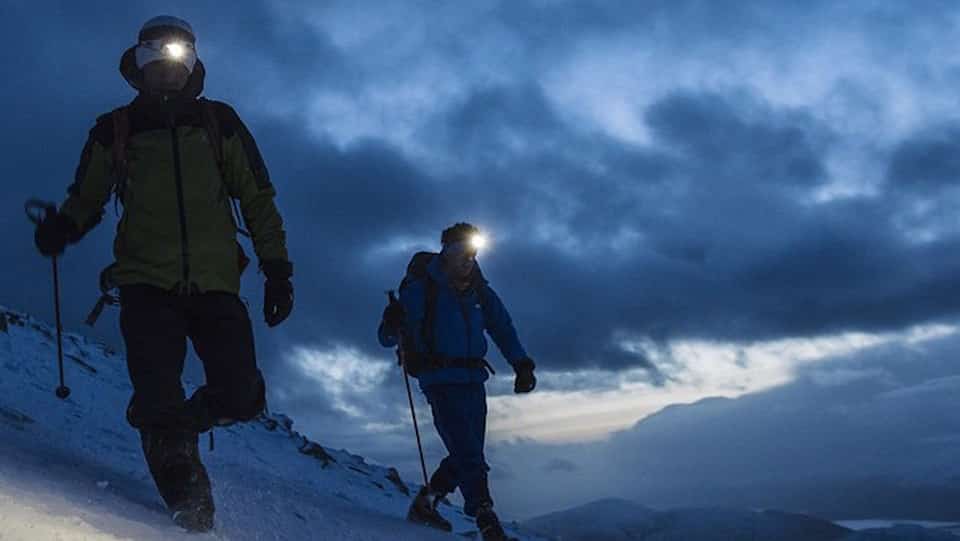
458;292;473;356
167;106;191;294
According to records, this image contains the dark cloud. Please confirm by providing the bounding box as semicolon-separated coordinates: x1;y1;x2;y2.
437;84;564;154
886;123;960;190
645;91;828;187
490;1;825;61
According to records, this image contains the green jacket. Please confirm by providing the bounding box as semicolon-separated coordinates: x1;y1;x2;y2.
61;48;289;295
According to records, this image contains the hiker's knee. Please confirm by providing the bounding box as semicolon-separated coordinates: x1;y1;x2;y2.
204;370;266;425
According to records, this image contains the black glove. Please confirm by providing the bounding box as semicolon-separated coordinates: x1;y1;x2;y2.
262;260;294;327
513;357;536;394
381;300;405;336
34;210;77;257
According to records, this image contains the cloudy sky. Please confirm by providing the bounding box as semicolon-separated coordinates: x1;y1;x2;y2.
3;0;960;521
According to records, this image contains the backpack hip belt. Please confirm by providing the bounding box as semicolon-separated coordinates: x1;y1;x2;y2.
420;355;496;375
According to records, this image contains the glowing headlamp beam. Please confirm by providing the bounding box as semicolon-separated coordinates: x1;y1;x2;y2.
163;42;187;60
470;234;489;251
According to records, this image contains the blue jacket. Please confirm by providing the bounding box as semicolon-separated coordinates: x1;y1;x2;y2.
379;256;527;388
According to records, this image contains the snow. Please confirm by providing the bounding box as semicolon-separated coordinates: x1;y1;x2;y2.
0;306;543;540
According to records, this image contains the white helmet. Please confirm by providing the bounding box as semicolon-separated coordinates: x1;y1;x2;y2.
134;15;198;74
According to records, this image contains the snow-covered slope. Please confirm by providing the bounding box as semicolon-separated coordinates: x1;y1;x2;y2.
0;306;544;540
520;499;960;541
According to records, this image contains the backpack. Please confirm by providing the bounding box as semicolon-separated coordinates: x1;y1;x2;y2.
394;252;491;376
84;98;250;326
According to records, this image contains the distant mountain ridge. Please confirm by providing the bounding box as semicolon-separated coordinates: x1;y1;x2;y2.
595;340;960;521
521;499;960;541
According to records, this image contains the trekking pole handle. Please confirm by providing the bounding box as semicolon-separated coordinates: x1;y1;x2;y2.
386;290;402;357
25;199;71;400
25;199;56;226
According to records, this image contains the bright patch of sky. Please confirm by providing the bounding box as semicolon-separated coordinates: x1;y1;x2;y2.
364;235;436;262
485;322;958;443
289;345;392;418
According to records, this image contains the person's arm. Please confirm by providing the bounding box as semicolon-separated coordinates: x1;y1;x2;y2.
58;117;116;242
481;285;528;365
482;285;536;392
217;102;289;267
216;102;293;326
378;293;404;348
378;320;399;348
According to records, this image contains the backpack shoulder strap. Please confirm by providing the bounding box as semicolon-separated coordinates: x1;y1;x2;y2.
200;98;250;237
109;106;130;202
199;98;226;180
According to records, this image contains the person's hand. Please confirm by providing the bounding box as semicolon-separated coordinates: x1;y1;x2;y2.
382;300;405;335
262;260;293;327
34;209;75;257
513;357;536;394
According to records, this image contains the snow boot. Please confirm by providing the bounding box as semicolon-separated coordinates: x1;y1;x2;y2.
406;486;453;531
476;504;515;541
141;429;215;532
172;500;215;533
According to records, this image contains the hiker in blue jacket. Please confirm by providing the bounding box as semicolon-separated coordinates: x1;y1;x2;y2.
378;222;536;541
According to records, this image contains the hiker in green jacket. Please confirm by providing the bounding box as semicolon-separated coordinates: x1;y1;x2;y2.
32;15;293;532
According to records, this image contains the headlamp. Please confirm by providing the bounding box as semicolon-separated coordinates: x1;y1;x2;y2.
470;234;488;252
163;42;187;60
135;39;198;72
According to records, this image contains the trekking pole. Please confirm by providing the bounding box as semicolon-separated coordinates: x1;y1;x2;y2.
25;200;71;400
387;291;430;489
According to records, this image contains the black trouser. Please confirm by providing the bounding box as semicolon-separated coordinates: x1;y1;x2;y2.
423;383;492;517
120;284;265;433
